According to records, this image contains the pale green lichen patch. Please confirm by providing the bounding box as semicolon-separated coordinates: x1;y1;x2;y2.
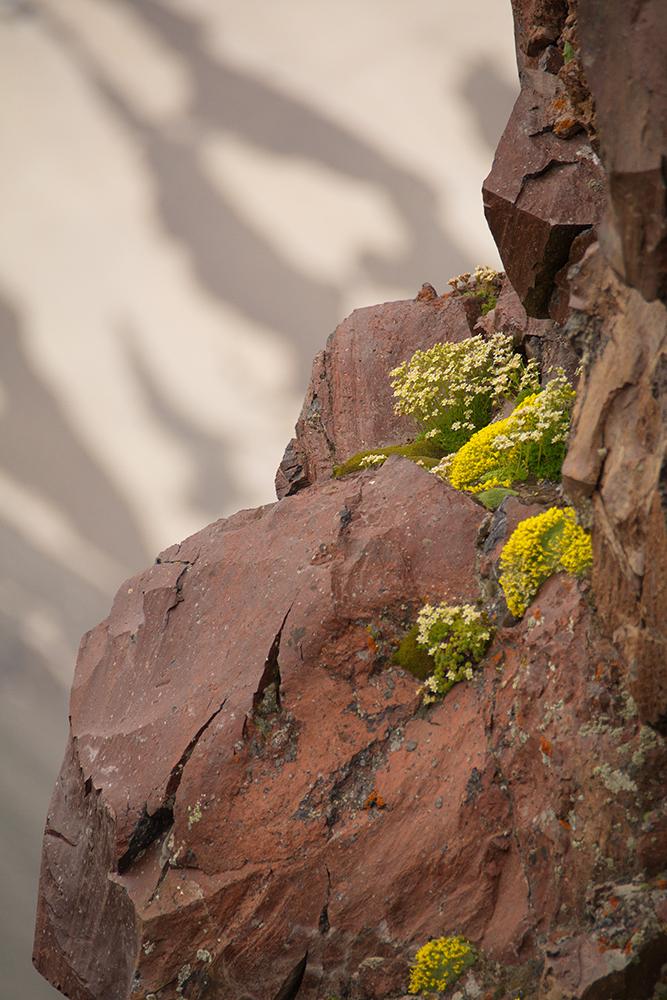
593;763;638;795
187;800;204;828
631;725;663;766
177;965;191;990
578;719;624;740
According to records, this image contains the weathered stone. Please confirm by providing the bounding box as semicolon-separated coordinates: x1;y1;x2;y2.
35;456;491;1000
510;0;569;69
35;465;667;1000
562;243;667;729
275;296;482;498
33;738;140;1000
483;70;605;319
579;0;667;300
349;956;412;1000
540;881;667;1000
477;277;580;378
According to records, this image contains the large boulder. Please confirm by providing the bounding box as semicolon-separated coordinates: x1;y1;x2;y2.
482;73;605;322
482;2;606;322
559;2;667;733
35;450;667;1000
562;244;667;732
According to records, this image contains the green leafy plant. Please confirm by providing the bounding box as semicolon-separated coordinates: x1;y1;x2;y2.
499;507;593;617
408;935;477;993
390;331;539;455
440;372;574;494
414;603;494;704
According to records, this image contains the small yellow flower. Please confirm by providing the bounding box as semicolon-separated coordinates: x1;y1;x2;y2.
409;935;477;993
499;508;592;617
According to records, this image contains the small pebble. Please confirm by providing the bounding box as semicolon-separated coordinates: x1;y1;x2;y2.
405;740;418;751
435;796;443;809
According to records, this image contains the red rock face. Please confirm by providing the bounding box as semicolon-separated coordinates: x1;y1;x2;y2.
35;459;666;1000
483;70;605;320
562;243;667;730
578;0;667;300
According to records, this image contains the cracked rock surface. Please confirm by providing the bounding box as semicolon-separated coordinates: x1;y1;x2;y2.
33;294;667;1000
33;464;667;1000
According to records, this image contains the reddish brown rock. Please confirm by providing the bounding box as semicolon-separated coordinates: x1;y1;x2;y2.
579;0;667;300
510;0;568;69
541;881;667;1000
562;243;667;730
275;296;482;498
34;503;667;1000
33;737;140;1000
476;277;580;379
34;456;488;1000
483;69;605;319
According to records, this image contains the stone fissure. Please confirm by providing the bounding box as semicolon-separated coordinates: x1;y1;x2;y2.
293;737;390;831
252;607;292;716
117;699;227;874
318;866;332;934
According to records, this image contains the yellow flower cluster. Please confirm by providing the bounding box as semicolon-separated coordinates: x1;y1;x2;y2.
408;935;477;993
443;374;574;492
499;508;592;617
446;413;514;490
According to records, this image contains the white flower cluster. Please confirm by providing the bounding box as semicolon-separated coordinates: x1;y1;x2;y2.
416;602;490;651
422;675;444;703
491;372;574;453
447;264;502;296
429;452;455;482
390;332;539;438
358;453;388;468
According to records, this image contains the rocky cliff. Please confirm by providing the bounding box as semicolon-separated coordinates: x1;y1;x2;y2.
34;2;667;1000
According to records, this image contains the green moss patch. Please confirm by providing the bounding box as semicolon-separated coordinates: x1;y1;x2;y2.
391;624;436;681
333;440;446;478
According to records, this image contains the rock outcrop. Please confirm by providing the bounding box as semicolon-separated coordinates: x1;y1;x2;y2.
32;431;667;1000
34;2;667;1000
560;0;667;738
